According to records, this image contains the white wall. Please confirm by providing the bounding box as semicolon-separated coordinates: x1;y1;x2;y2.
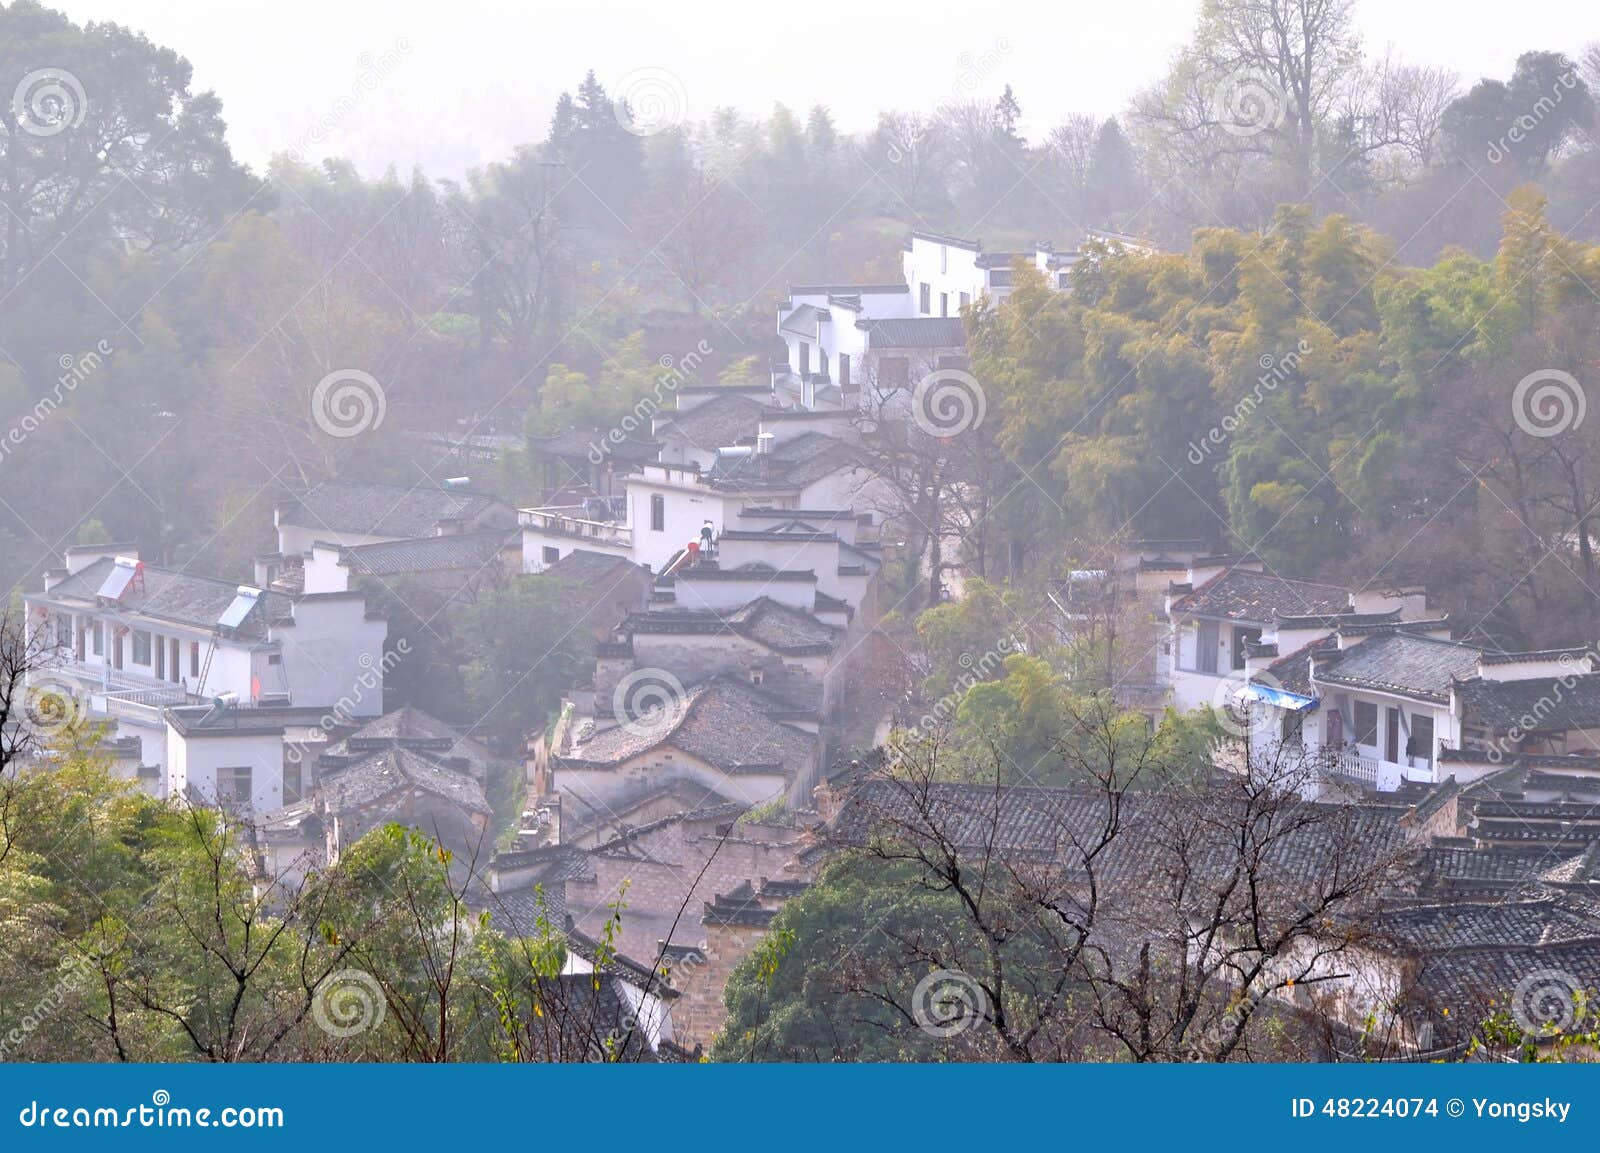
902;238;983;315
670;573;816;612
165;725;286;813
302;545;352;594
270;595;388;717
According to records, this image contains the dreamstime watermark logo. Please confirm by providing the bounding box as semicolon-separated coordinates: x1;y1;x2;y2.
1486;63;1581;164
613;67;687;137
1210;66;1286;138
311;368;387;438
1511;369;1585;438
912;368;986;438
587;339;714;464
0;340;114;465
1188;340;1310;465
285;39;412;163
12;68;87;137
1209;667;1284;741
311;968;386;1038
612;668;687;739
912;968;989;1038
1511;967;1586;1034
23;674;85;739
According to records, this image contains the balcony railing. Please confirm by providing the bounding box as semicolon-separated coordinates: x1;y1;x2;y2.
1324;747;1380;785
519;505;633;547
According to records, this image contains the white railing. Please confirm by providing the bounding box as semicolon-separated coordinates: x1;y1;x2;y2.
1325;747;1380;784
519;506;633;546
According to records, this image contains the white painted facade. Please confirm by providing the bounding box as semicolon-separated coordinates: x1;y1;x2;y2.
26;548;387;773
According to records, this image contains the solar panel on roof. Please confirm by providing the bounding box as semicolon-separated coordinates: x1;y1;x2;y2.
96;557;141;600
217;586;263;630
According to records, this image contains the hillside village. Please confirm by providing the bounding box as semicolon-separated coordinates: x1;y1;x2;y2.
6;0;1600;1067
13;225;1600;1059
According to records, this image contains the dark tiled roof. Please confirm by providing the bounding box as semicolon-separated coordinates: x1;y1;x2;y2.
338;530;517;576
1479;647;1592;666
1410;940;1600;1043
621;597;843;656
317;745;491;815
279;480;513;538
1368;892;1600;952
1313;633;1482;703
1266;635;1339;696
653;393;768;450
779;303;827;337
857;317;967;349
317;707;498;813
703;881;777;927
830;778;1412;885
560;677;817;775
1454;673;1600;735
322;705;494;776
1274;609;1400;630
561;778;741;839
542;548;647;587
42;557;292;638
1171;568;1349;623
705;432;856;492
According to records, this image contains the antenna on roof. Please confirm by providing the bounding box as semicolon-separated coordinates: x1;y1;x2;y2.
442;477;470;490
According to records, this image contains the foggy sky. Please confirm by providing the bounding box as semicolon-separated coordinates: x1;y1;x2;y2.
49;0;1600;179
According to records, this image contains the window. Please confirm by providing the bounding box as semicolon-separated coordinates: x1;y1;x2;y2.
1281;710;1305;747
1408;713;1435;767
1231;626;1261;671
650;493;665;532
879;357;909;389
92;621;103;657
217;766;252;805
168;637;180;683
939;292;948;318
939;245;947;273
959;292;970;310
131;629;151;665
798;342;810;375
283;759;302;804
190;641;200;677
919;283;931;313
1058;272;1071;289
267;653;282;666
54;613;72;649
1354;701;1378;747
542;546;560;565
838;353;850;389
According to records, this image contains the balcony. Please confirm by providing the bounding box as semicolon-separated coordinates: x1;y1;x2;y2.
1324;747;1380;785
519;504;632;547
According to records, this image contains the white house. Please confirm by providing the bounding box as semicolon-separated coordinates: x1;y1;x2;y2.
773;230;1111;405
25;546;387;772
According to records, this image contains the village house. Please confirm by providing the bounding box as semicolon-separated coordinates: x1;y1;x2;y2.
258;705;499;882
774;231;1090;404
25;545;387;772
263;478;518;591
478;807;814;1050
1244;634;1600;793
547;674;823;815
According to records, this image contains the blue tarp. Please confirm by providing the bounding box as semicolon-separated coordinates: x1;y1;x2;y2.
1238;682;1318;711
